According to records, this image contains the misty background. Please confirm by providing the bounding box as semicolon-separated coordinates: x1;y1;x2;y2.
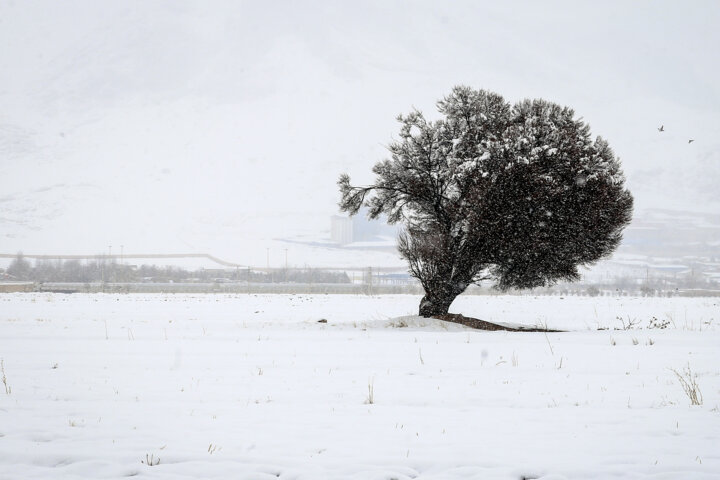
1;1;719;281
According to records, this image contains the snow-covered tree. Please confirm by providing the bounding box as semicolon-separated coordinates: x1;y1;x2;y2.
339;86;633;317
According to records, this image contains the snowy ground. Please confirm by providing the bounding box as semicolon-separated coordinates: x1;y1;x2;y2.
1;293;718;479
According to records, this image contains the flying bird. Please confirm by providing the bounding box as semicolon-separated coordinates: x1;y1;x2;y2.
688;139;695;144
658;125;664;132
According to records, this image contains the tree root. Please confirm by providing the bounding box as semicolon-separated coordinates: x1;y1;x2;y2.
433;313;564;332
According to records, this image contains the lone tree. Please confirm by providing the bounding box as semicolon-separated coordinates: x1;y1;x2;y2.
339;86;633;317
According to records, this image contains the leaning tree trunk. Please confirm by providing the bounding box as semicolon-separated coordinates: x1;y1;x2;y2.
418;282;465;317
402;230;472;317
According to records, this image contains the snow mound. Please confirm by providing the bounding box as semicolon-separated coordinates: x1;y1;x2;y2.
379;315;472;331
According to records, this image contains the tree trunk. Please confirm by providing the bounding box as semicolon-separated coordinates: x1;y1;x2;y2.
418;289;460;317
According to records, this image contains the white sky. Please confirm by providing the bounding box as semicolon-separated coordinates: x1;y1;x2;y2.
1;0;719;264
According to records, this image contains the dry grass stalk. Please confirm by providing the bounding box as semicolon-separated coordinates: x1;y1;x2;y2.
1;358;10;395
365;377;375;404
671;364;703;406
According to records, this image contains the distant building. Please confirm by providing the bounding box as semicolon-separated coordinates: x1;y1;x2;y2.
331;216;354;245
331;208;399;245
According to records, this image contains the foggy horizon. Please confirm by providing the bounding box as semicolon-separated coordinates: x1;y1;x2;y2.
1;1;719;268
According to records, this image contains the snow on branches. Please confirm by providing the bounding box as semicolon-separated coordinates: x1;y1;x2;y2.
338;86;633;316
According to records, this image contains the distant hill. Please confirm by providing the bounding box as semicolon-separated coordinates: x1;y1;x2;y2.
1;1;718;268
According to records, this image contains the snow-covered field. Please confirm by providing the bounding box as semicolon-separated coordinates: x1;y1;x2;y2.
1;293;718;479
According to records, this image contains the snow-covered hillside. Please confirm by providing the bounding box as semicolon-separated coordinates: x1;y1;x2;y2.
2;2;720;267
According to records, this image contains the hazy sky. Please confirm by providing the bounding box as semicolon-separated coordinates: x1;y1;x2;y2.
1;0;719;265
